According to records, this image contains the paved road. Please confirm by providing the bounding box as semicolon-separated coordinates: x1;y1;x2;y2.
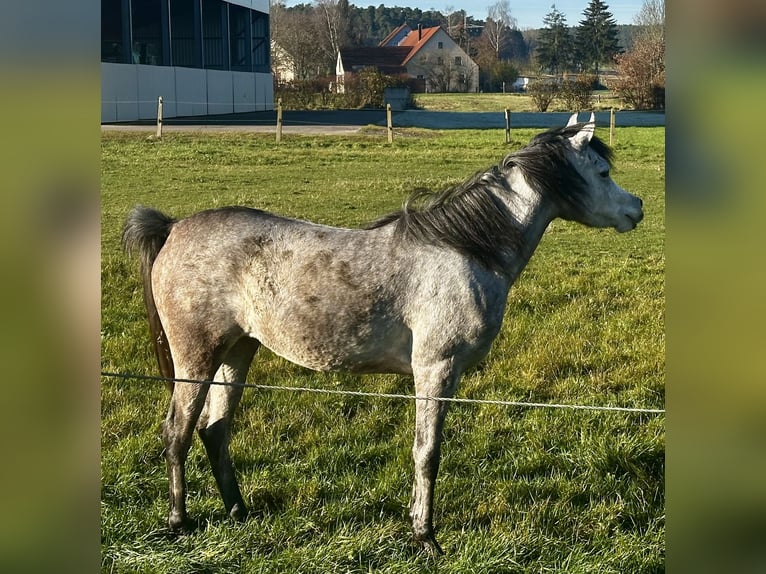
102;109;664;133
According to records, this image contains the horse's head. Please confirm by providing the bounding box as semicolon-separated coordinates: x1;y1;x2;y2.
562;112;644;233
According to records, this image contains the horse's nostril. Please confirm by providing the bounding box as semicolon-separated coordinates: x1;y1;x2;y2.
639;198;644;207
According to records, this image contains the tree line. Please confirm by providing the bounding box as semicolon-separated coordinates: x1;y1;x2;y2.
533;0;664;109
271;0;664;109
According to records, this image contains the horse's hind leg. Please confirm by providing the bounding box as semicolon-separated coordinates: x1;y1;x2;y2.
197;337;260;522
163;356;216;532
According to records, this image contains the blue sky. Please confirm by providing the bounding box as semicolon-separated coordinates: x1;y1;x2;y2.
283;1;643;30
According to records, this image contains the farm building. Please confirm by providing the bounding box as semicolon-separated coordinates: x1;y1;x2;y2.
101;0;273;122
337;24;479;93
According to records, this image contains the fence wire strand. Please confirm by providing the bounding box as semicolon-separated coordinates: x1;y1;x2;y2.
100;371;665;415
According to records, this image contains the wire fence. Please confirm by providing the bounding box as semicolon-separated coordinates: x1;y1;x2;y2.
101;370;665;415
102;98;659;415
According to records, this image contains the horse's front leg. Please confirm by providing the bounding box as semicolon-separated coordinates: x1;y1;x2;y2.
410;361;460;556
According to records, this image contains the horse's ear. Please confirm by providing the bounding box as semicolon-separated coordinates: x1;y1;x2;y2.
566;112;579;127
569;119;595;151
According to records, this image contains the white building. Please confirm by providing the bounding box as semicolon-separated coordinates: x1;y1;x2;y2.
101;0;273;122
337;25;479;94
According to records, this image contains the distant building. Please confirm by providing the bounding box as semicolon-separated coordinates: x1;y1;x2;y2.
271;41;296;85
511;76;530;91
101;0;273;122
337;24;478;93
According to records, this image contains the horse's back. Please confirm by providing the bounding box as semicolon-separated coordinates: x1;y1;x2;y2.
151;206;415;373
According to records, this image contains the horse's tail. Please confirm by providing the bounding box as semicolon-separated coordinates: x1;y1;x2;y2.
122;205;177;392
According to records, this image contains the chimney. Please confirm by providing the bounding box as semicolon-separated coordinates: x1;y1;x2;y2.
418;24;422;41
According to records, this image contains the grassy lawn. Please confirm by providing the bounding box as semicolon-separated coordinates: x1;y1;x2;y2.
412;91;625;113
101;126;664;573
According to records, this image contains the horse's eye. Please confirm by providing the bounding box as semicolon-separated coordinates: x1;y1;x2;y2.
599;170;610;178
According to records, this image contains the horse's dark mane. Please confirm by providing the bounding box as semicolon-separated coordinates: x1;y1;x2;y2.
366;168;521;271
365;122;613;271
503;123;613;212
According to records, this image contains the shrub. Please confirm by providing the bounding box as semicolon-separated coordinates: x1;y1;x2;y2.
528;79;558;112
335;68;413;109
483;60;519;93
612;35;665;110
276;69;413;110
558;78;593;111
275;77;332;110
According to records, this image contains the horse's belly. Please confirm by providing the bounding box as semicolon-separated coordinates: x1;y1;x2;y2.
249;317;413;376
259;337;413;376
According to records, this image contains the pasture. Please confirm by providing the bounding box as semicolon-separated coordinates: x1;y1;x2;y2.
101;126;664;573
412;91;624;113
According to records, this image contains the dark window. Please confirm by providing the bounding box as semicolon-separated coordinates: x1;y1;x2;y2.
437;41;443;49
454;56;462;66
131;0;164;65
203;0;226;69
171;0;200;67
251;10;269;73
229;4;251;71
100;0;271;73
101;0;127;62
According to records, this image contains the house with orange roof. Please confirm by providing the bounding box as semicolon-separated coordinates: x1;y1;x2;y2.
336;24;478;94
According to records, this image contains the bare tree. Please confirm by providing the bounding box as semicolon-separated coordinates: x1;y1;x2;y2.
271;5;325;80
314;0;350;66
484;0;517;59
613;0;664;108
269;1;287;77
444;5;458;37
634;0;664;92
633;0;664;64
634;0;665;38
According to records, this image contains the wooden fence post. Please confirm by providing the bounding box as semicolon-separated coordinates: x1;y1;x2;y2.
610;107;615;146
504;108;511;144
156;96;163;139
276;98;283;143
386;104;393;144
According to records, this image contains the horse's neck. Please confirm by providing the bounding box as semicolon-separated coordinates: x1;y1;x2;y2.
500;167;559;279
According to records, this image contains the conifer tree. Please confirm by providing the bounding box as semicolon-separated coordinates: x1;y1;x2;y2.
536;4;573;76
575;0;620;77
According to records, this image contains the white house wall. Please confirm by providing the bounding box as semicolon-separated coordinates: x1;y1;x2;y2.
407;29;479;93
101;62;273;122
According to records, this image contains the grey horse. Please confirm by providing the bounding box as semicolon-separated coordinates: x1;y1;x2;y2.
122;113;643;555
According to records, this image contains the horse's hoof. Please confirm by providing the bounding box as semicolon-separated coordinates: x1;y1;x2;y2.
229;503;248;522
414;534;444;557
168;512;189;534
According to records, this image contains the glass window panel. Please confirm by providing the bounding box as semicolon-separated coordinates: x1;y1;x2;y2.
171;0;199;67
101;0;125;62
131;0;164;65
251;10;269;73
203;0;225;69
229;4;251;71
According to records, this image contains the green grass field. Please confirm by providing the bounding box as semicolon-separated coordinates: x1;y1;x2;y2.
412;91;625;113
101;126;665;573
